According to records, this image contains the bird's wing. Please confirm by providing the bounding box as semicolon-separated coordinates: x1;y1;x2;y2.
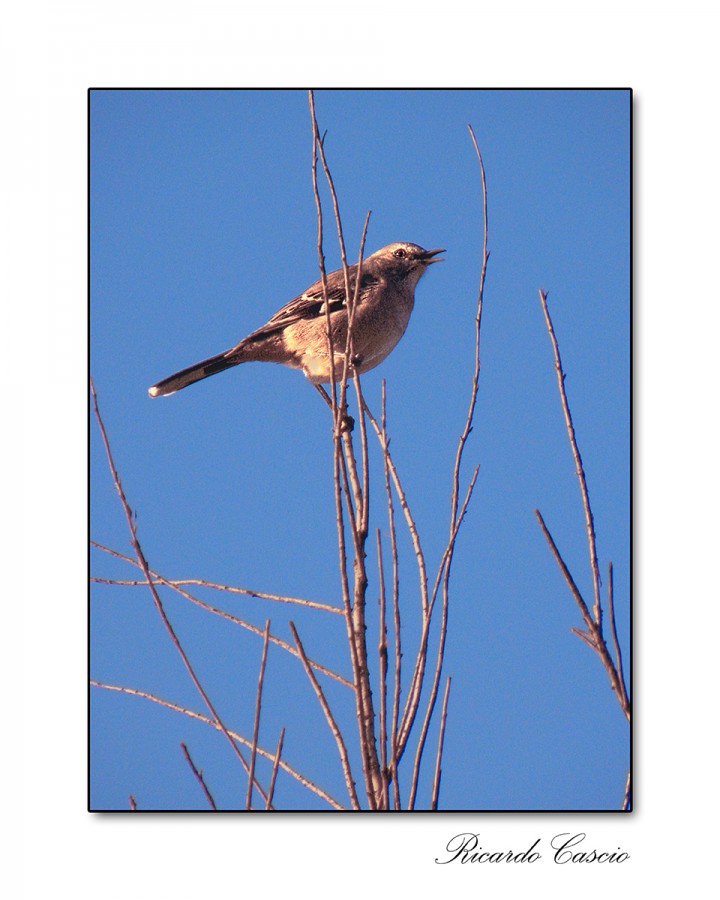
241;266;379;344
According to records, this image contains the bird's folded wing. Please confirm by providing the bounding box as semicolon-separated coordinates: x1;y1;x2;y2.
240;269;378;345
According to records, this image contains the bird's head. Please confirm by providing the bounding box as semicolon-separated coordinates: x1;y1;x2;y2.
366;242;445;284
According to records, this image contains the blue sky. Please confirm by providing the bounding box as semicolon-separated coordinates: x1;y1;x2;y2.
90;88;630;811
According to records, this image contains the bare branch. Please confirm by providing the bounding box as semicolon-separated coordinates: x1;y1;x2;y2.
91;681;344;809
535;509;630;721
92;541;352;688
363;400;429;613
535;508;596;634
607;562;630;711
180;742;217;810
430;677;452;811
537;288;602;623
622;770;631;811
266;728;286;810
448;124;489;532
246;619;271;810
376;529;389;809
91;541;341;614
289;622;361;810
380;383;402;810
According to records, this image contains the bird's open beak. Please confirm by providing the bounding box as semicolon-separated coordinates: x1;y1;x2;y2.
421;248;445;264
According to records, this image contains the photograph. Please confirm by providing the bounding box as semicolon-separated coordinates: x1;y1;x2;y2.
89;88;630;812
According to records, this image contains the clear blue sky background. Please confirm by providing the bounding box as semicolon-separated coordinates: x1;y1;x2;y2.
90;88;630;811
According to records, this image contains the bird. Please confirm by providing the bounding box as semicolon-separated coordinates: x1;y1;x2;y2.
148;241;444;398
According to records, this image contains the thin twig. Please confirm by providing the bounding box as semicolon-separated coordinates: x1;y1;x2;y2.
266;728;286;810
91;681;343;809
622;770;631;811
607;562;629;711
537;288;603;624
400;465;479;753
401;129;489;789
180;742;217;810
376;529;389;809
289;622;361;810
406;467;479;802
448;125;489;531
91;575;341;613
535;509;596;633
246;619;271;810
363;400;429;613
380;383;402;810
430;677;452;811
535;509;630;721
90;542;342;614
92;541;352;688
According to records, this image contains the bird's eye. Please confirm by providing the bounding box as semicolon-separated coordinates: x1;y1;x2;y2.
393;248;407;259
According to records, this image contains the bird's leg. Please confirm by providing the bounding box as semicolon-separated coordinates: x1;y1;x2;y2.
314;384;354;433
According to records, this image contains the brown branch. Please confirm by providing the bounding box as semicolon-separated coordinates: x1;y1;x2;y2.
448;124;488;531
289;622;361;810
91;541;341;614
535;509;630;721
406;467;479;803
92;541;352;689
399;129;488;793
266;728;286;810
622;770;631;811
535;509;596;634
538;288;602;623
91;680;344;809
430;676;452;811
607;562;629;712
180;742;217;810
246;619;271;810
376;529;389;809
363;400;429;613
380;382;403;810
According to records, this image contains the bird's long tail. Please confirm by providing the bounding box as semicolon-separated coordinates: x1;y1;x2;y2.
148;349;243;397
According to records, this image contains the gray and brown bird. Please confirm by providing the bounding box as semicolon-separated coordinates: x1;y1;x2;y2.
148;241;444;398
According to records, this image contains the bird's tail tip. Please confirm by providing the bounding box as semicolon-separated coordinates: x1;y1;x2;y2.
148;384;176;398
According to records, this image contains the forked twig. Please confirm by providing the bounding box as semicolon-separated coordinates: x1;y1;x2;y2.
538;288;602;623
92;541;352;688
91;680;343;809
534;291;630;727
535;509;630;721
